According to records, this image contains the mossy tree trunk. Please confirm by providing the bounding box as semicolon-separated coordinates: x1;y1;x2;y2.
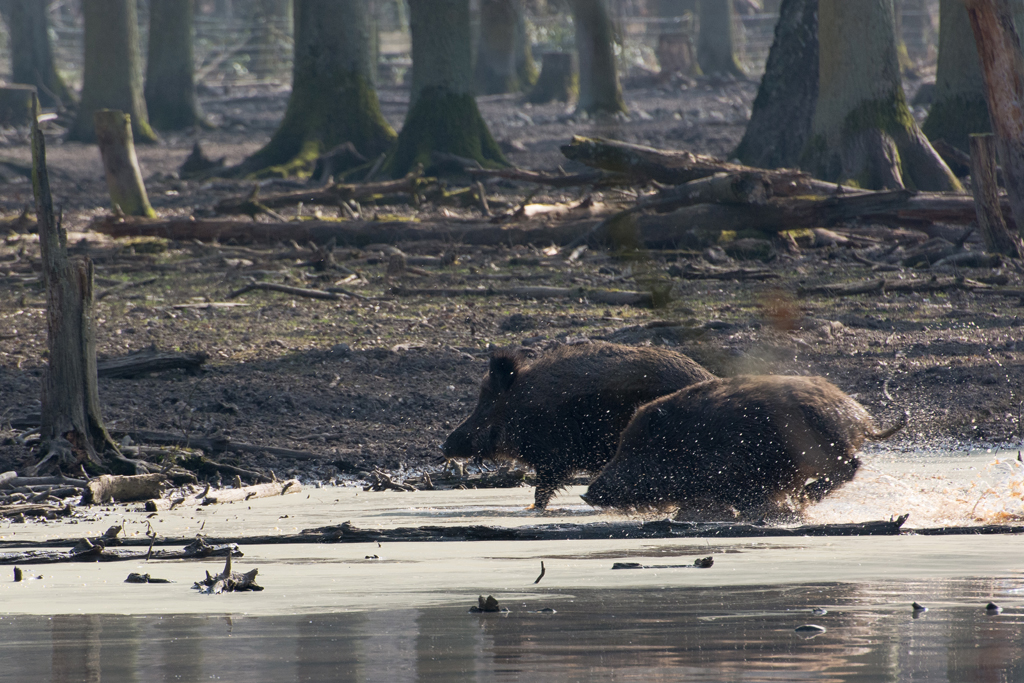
802;0;960;191
232;0;396;178
0;0;76;109
921;0;991;152
145;0;207;131
733;0;817;168
388;0;507;176
697;0;747;78
475;0;535;94
568;0;627;115
68;0;156;144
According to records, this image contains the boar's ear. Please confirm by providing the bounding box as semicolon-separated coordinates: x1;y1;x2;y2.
488;350;520;394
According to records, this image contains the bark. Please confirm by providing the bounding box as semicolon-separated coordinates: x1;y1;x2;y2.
921;0;991;152
68;0;156;144
697;0;747;78
94;110;157;218
568;0;627;115
965;0;1024;243
145;0;206;131
232;0;395;178
475;0;533;94
803;0;960;191
969;133;1024;256
31;97;115;474
0;0;76;108
388;0;507;176
733;0;818;168
82;474;166;504
527;51;577;103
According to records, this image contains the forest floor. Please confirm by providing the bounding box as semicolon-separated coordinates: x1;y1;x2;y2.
0;76;1022;488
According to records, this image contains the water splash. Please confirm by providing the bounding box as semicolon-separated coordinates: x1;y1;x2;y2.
806;451;1024;527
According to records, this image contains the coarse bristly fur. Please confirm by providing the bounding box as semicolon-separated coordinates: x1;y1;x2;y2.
582;375;906;519
441;342;715;509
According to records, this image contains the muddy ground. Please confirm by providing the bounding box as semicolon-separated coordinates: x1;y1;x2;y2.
0;78;1022;487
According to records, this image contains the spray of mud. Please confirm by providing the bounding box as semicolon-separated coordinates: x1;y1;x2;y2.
805;450;1024;527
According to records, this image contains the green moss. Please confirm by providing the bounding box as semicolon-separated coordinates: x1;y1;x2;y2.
386;87;508;177
921;94;991;152
234;71;396;178
840;90;916;142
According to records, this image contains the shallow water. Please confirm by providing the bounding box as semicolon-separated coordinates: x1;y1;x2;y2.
1;580;1022;682
1;448;1023;680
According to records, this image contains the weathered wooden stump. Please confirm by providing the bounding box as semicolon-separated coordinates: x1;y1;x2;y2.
656;33;698;77
528;52;577;104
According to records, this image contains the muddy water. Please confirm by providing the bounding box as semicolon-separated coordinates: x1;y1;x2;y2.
0;448;1022;681
1;581;1022;681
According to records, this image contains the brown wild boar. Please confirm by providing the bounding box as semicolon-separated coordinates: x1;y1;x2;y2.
441;342;715;509
582;375;905;518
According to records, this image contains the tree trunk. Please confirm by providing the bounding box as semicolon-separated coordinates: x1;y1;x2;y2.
697;0;747;78
528;51;577;103
969;133;1024;256
921;0;991;152
0;0;76;109
733;0;818;168
568;0;627;115
514;4;539;89
246;0;293;81
899;0;937;63
965;0;1024;243
145;0;206;131
802;0;960;191
387;0;507;176
232;0;396;178
31;97;114;474
68;0;156;144
94;109;157;218
475;0;526;94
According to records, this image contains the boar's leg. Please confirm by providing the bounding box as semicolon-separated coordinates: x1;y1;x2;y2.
530;463;574;510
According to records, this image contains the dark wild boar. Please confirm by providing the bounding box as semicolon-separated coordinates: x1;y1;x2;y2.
582;375;906;518
441;342;715;509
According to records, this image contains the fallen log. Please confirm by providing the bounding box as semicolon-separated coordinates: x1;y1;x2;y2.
0;503;73;519
390;285;654;307
123;429;338;461
88;215;598;248
214;171;434;215
97;348;207;378
228;282;347;301
201;479;301;505
468;167;630;188
798;275;994;297
0;537;241;565
0;474;86;489
82;473;167;504
561;135;846;196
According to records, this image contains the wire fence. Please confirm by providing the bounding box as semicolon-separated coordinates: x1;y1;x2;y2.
0;0;938;94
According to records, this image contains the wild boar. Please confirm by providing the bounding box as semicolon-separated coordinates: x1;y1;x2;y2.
441;342;715;509
582;375;905;518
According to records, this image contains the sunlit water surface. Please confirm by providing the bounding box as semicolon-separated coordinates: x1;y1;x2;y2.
1;447;1023;681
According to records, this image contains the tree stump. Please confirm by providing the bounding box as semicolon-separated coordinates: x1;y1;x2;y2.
31;95;117;475
528;52;578;104
93;109;157;218
656;33;698;78
0;85;37;126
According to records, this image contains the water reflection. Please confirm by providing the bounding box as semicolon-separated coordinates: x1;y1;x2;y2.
1;580;1021;682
